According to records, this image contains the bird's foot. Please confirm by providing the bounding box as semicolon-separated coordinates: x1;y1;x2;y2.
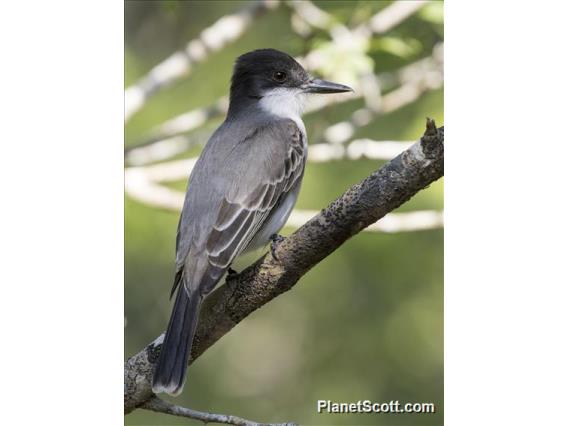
226;270;239;293
225;264;240;292
270;233;285;261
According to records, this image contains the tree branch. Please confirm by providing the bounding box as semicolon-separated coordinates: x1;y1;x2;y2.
143;397;297;426
124;119;444;416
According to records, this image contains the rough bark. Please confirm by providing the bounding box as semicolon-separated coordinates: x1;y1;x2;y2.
124;119;444;414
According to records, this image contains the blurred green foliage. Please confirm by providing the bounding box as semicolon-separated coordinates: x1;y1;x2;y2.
125;1;443;425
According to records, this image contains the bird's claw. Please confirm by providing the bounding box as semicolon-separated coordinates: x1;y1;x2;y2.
270;233;285;261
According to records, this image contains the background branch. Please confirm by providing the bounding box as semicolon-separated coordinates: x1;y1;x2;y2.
143;397;296;426
124;43;443;161
124;118;444;415
124;142;443;233
125;0;279;122
365;0;429;35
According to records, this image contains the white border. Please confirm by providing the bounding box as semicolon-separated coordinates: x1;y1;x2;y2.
446;1;568;424
0;2;123;424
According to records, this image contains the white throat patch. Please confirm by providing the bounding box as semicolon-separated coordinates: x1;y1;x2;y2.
259;88;307;132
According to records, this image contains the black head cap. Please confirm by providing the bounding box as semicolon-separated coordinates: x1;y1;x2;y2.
227;49;353;117
230;49;310;102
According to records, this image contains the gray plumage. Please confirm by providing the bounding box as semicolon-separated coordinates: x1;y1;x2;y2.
177;114;306;288
152;49;351;396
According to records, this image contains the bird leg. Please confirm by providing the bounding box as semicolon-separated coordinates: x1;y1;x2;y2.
269;234;285;261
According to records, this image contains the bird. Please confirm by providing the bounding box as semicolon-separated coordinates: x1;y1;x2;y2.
152;48;352;396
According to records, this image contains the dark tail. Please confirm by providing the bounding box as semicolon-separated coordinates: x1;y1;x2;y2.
152;286;201;396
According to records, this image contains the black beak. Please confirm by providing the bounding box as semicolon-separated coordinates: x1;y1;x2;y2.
302;78;353;94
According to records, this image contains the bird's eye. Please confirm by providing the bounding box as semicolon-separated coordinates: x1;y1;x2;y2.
273;71;287;82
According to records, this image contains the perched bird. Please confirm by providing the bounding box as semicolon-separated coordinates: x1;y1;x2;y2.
152;48;352;395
